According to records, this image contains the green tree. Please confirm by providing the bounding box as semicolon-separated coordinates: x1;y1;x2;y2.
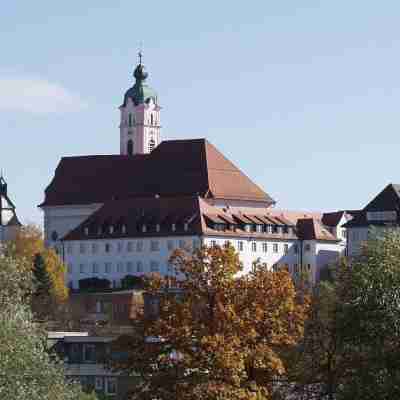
0;254;96;400
336;230;400;399
291;230;400;400
112;245;308;400
33;253;52;295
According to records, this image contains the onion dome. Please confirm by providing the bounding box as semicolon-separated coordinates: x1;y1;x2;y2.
122;55;158;107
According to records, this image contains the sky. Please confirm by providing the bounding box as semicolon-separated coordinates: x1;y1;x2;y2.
1;1;400;225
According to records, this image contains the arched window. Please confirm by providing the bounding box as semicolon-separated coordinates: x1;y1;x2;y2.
128;113;132;127
150;114;153;125
148;138;155;152
127;139;133;156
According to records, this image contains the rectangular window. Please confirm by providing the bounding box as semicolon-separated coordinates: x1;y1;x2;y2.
284;244;289;254
105;243;111;253
238;241;244;251
150;261;159;272
105;378;117;395
192;239;200;249
117;262;124;273
92;263;98;273
126;262;133;273
80;264;86;274
127;242;133;252
136;261;143;272
82;344;96;363
272;225;278;234
179;240;186;249
256;225;262;233
68;264;73;274
105;262;112;273
211;240;217;248
167;240;174;251
251;242;257;252
307;264;311;271
95;377;103;391
92;243;98;254
150;240;160;252
283;226;289;234
294;244;298;254
117;242;123;252
79;243;86;254
136;241;143;252
67;244;73;254
294;264;298;274
262;242;268;253
304;243;311;252
273;243;278;253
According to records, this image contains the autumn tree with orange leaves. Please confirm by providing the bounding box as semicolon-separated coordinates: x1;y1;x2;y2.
112;245;308;400
4;224;68;317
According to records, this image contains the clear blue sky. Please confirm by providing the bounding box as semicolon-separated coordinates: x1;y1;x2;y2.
1;1;400;225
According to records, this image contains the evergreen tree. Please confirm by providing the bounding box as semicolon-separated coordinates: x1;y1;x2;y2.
33;253;52;295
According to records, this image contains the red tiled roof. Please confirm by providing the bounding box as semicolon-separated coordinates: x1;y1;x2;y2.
40;139;274;207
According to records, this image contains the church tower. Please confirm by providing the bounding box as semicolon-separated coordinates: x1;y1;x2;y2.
119;53;161;155
0;174;21;242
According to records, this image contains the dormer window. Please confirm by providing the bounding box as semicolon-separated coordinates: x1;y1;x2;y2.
97;227;102;235
109;226;114;234
121;225;127;234
256;225;262;233
184;223;188;232
172;223;176;232
244;224;251;233
156;224;160;232
283;226;289;234
142;225;147;233
272;225;278;234
84;227;89;236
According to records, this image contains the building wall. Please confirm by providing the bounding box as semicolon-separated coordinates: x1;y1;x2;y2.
42;204;102;248
120;98;161;155
203;235;301;275
346;227;369;257
64;236;199;289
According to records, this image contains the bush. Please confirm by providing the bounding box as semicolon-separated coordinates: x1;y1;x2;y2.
121;275;144;290
79;278;111;291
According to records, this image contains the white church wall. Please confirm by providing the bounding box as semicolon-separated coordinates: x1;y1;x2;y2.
43;204;102;247
64;235;200;289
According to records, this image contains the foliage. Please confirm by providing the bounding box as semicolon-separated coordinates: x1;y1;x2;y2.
290;230;400;400
121;274;145;290
33;253;52;294
4;224;68;313
112;245;308;400
0;254;97;400
5;224;43;263
79;277;111;291
335;229;400;399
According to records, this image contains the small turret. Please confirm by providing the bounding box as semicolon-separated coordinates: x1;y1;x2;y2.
0;174;21;242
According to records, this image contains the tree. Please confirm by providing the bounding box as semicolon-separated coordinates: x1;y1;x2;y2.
112;245;308;400
33;253;52;294
4;224;43;263
4;224;68;311
291;230;400;400
0;254;97;400
335;230;400;399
